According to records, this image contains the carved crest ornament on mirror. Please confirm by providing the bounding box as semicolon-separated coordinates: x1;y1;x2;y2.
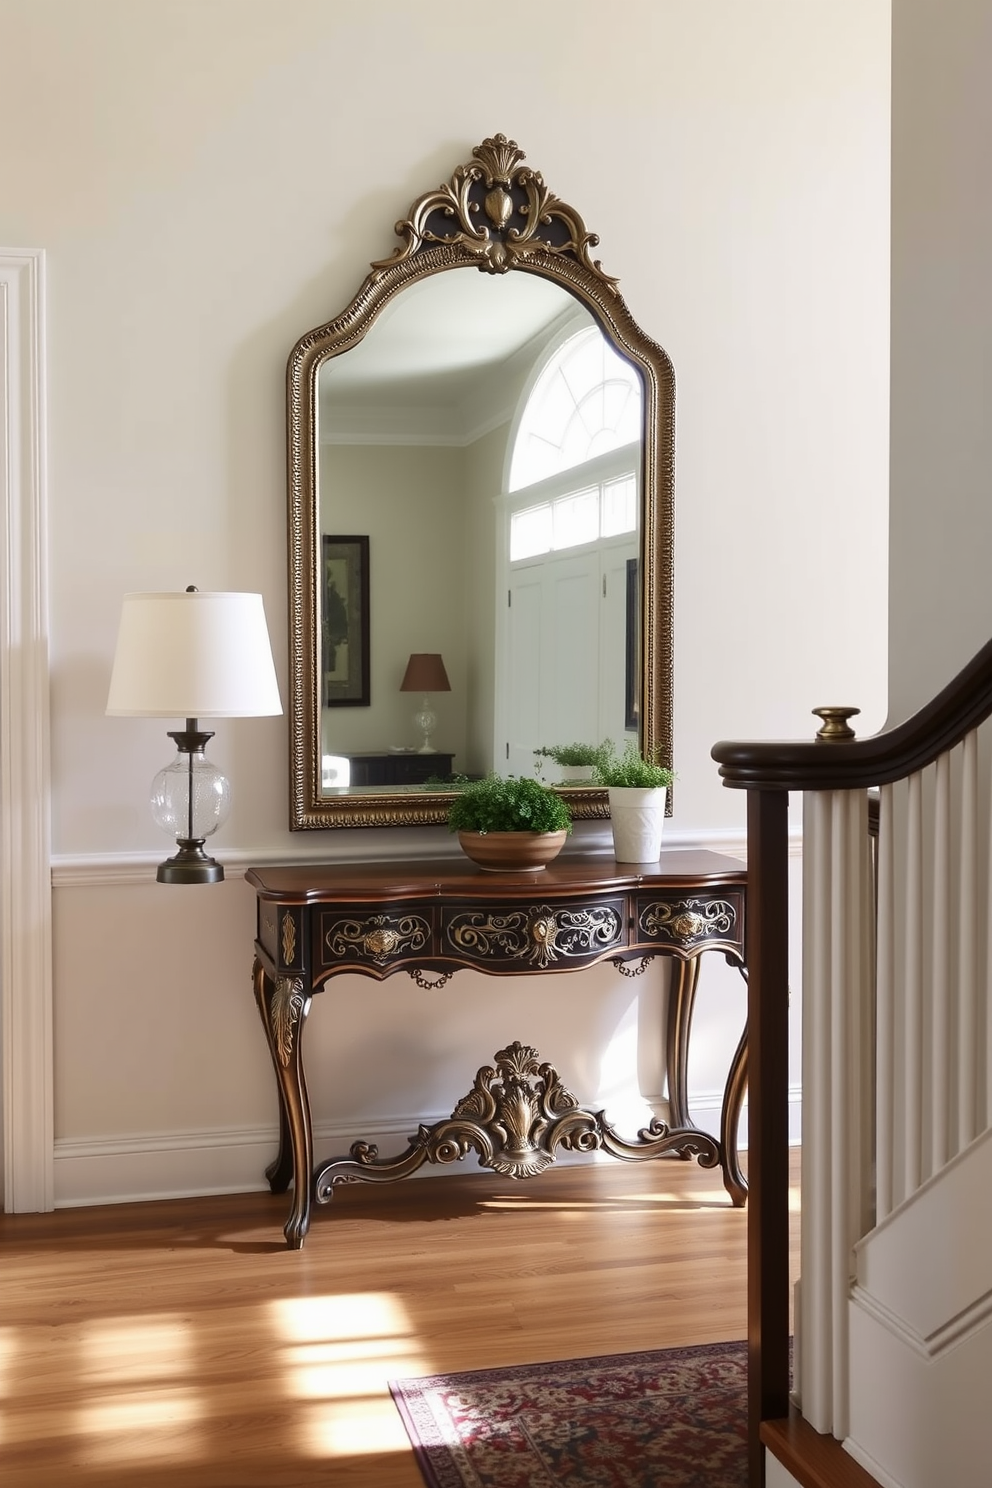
287;134;674;829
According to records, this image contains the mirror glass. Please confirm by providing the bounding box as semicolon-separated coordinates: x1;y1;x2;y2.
287;136;674;830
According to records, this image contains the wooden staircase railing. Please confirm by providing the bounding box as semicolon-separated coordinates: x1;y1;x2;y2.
711;634;992;1488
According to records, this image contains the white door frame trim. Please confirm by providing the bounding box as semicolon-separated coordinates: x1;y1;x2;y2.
1;249;53;1212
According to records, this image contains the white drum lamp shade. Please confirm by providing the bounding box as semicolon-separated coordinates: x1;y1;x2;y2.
107;589;282;884
107;590;282;719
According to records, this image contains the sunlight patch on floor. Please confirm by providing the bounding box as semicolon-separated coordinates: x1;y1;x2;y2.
270;1291;411;1343
73;1315;202;1462
270;1292;425;1457
290;1339;425;1399
79;1388;203;1459
0;1325;16;1394
79;1316;191;1381
302;1396;414;1456
480;1191;732;1214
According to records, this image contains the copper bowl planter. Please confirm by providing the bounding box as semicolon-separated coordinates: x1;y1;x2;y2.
457;829;568;872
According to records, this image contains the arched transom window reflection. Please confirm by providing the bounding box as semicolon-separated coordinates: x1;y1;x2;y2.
500;325;643;777
509;325;643;491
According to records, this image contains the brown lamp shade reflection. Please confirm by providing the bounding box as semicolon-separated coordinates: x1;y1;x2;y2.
400;653;450;753
400;653;451;693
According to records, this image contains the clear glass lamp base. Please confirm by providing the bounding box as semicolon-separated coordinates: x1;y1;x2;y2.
413;696;438;754
151;725;231;884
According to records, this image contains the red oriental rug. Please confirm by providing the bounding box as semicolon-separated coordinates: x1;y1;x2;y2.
389;1338;749;1487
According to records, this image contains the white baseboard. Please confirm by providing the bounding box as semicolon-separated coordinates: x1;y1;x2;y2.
53;1086;802;1208
841;1437;904;1488
685;1085;803;1149
53;1119;438;1207
53;1126;279;1207
55;1116;558;1207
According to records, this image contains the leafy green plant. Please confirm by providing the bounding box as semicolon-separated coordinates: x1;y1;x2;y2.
533;741;609;768
592;739;674;790
447;775;572;835
421;773;470;792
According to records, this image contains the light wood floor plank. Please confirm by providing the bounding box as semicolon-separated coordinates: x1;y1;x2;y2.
0;1152;799;1487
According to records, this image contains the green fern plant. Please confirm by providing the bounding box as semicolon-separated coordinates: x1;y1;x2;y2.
533;741;609;768
592;739;674;789
447;775;572;835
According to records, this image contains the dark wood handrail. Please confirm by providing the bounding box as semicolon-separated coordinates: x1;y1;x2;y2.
712;635;992;790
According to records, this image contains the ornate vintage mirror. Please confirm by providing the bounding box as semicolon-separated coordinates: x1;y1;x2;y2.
288;135;674;829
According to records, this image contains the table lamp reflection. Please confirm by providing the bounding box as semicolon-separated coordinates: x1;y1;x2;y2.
400;652;450;754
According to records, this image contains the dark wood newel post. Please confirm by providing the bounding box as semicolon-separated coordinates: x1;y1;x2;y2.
747;787;792;1487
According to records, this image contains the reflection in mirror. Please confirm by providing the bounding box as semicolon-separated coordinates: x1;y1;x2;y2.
502;319;642;778
317;274;640;791
288;135;674;829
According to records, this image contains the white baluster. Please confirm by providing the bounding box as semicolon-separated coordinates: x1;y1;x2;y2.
958;729;979;1151
931;751;952;1173
876;782;895;1219
802;791;833;1431
904;770;924;1197
801;788;872;1438
987;734;992;1133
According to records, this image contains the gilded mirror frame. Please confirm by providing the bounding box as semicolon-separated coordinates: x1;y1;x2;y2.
288;134;674;830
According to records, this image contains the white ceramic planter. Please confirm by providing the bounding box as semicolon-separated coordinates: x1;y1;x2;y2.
608;786;667;862
558;764;595;782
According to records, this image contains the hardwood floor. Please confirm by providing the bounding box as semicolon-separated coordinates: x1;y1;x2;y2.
0;1152;800;1488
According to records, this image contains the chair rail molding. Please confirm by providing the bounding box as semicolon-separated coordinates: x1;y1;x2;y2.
0;248;53;1213
48;824;778;889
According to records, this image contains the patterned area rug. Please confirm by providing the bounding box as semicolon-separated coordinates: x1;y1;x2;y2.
390;1339;748;1487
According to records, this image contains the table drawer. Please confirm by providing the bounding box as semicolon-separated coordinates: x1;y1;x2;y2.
317;905;436;973
441;896;627;971
634;888;745;956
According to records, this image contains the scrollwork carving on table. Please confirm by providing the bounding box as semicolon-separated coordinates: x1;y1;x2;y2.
408;968;455;991
313;1039;721;1201
446;903;623;970
640;897;737;946
324;912;431;965
281;912;297;966
613;954;653;978
271;975;306;1068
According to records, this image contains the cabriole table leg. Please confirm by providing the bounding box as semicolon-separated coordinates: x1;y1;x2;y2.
252;957;314;1249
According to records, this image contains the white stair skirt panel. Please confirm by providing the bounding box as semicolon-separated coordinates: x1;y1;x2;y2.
847;1129;992;1488
0;249;53;1213
765;1457;805;1488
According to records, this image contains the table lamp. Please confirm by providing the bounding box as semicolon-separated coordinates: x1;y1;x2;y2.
400;652;450;753
106;587;282;884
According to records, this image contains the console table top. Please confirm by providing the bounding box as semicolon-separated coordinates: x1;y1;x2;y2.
246;849;746;904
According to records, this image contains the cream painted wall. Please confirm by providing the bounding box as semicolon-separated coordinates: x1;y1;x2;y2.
0;0;889;1203
319;443;467;759
889;0;992;723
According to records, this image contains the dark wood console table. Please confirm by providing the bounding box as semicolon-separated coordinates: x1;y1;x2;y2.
247;850;748;1249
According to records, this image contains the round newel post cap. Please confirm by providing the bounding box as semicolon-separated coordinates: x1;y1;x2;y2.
812;705;860;742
